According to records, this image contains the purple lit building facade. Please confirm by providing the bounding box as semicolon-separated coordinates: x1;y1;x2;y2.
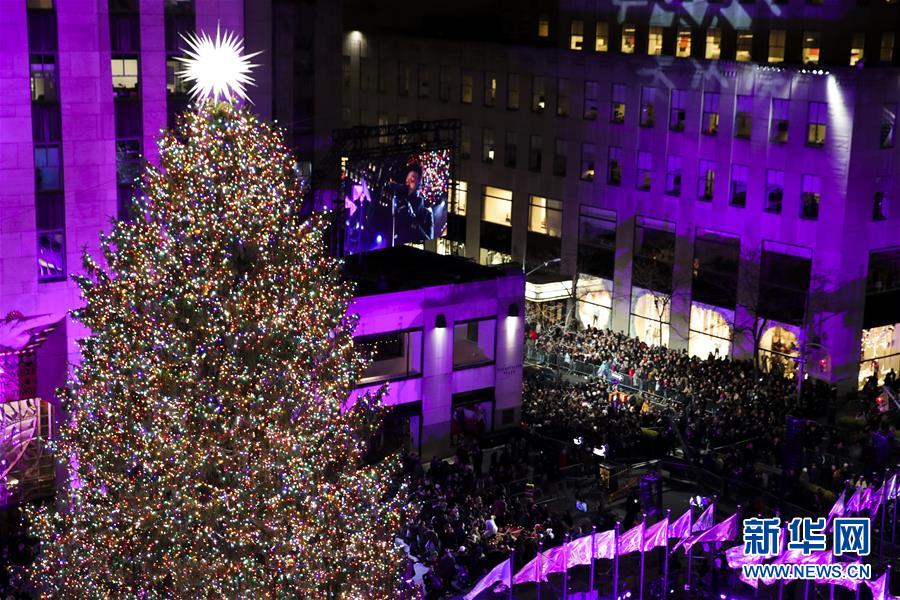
342;0;900;393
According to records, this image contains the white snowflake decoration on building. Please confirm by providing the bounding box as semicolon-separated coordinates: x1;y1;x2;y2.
175;25;260;103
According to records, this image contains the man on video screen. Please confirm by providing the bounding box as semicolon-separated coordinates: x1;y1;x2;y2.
392;164;434;243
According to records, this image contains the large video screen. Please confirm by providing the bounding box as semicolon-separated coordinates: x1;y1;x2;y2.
342;148;450;254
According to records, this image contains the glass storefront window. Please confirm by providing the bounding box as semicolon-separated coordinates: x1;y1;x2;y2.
688;303;733;358
859;323;900;387
630;287;671;347
577;275;613;330
759;325;799;378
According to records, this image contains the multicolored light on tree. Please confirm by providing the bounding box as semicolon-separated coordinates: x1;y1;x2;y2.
25;101;408;598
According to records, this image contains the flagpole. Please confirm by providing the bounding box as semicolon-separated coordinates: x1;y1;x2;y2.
536;540;542;600
639;514;646;600
613;521;620;600
880;469;888;563
892;493;897;561
710;498;717;598
685;505;693;598
508;549;514;600
589;525;597;594
663;509;671;600
563;533;570;600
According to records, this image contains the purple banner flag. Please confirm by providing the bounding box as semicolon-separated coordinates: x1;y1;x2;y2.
867;572;889;600
566;534;594;569
845;487;863;513
642;517;669;551
464;555;513;600
617;522;644;556
886;474;898;500
668;509;691;539
593;529;616;560
826;490;846;530
692;504;715;533
680;513;738;553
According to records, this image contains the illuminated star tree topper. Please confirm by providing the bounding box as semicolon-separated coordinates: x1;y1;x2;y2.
175;24;261;103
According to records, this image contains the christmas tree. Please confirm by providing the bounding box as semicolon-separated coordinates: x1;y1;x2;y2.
25;100;408;598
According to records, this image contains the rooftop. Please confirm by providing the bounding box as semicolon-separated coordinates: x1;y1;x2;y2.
342;246;521;296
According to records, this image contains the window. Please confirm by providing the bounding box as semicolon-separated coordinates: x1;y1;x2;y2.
731;165;748;207
736;30;753;61
583;81;599;119
505;132;517;168
638;86;655;127
769;30;786;63
28;0;54;7
851;32;865;66
28;9;58;52
484;73;496;107
529;135;543;172
538;15;550;38
698;160;715;200
802;31;821;64
451;180;468;215
882;32;895;63
669;89;686;131
377;60;387;93
873;177;890;221
29;54;58;102
32;104;61;143
666;156;682;196
356;330;424;383
529;196;563;236
34;145;61;191
766;170;784;213
702;92;719;135
581;143;596;181
553;139;567;176
116;140;141;185
611;83;626;123
608;146;622;185
557;78;570;116
461;126;471;159
570;20;584;50
398;62;410;95
881;103;896;148
637;151;652;191
35;192;64;235
771;98;790;143
622;23;636;53
453;319;497;369
532;76;546;112
111;57;139;90
482;129;495;163
438;65;450;101
37;230;65;281
801;175;821;219
705;28;721;59
165;58;189;94
359;57;371;92
461;71;473;104
377;113;389;145
807;101;827;147
482;186;512;225
676;27;692;58
341;54;351;89
507;73;519;109
596;22;609;52
417;65;430;98
735;95;752;139
648;26;663;56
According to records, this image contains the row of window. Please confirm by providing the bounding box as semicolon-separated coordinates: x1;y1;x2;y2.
110;6;143;222
565;20;895;66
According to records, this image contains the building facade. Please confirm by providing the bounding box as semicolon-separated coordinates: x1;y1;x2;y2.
342;0;900;392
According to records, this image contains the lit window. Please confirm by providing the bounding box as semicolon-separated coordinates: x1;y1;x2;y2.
507;73;519;109
608;146;622;185
553;139;567;176
529;135;542;172
538;15;550;38
570;20;584;50
37;231;65;281
676;27;692;58
482;128;495;163
768;30;786;63
806;101;827;147
670;89;687;131
802;31;821;64
873;177;890;221
596;22;609;52
581;143;596;181
735;95;752;139
482;186;513;225
418;65;430;98
30;55;58;102
484;73;496;107
28;0;54;8
766;170;784;213
666;156;682;196
377;114;389;145
881;103;896;148
771;98;790;143
705;28;721;59
557;78;570;116
702;92;719;135
461;71;472;104
731;165;748;207
532;76;546;112
111;57;139;90
736;30;753;61
583;81;599;120
851;32;865;66
451;180;468;215
648;26;663;56
116;140;142;186
621;24;636;54
640;86;655;127
698;160;715;200
611;83;626;123
881;32;895;63
505;132;517;168
528;196;563;237
637;151;652;191
165;58;189;94
801;174;821;219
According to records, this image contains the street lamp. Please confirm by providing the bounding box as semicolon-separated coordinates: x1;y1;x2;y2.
525;257;561;277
